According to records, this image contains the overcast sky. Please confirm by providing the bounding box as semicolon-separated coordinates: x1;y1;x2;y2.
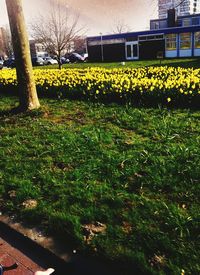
0;0;158;36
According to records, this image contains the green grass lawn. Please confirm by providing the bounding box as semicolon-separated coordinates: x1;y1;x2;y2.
0;95;199;274
36;57;200;70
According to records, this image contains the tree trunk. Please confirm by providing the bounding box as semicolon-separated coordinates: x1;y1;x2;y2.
58;61;62;70
58;52;62;70
5;0;40;111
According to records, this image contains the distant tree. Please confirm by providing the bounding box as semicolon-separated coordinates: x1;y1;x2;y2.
73;36;87;54
5;0;40;111
111;19;132;34
0;27;5;57
30;0;84;69
3;25;13;58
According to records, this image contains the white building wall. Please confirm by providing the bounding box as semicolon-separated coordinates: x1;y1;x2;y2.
179;49;192;57
194;48;200;56
165;50;178;58
158;0;200;19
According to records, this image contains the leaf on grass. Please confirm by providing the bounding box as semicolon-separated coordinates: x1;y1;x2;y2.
82;222;107;244
8;190;17;198
22;199;38;209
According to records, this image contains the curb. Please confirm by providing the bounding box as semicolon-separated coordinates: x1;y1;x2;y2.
0;215;121;275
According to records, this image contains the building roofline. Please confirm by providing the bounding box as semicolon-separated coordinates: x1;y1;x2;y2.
87;25;200;41
150;12;200;22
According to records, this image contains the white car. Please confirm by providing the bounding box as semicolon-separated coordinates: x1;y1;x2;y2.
82;53;88;61
43;57;58;65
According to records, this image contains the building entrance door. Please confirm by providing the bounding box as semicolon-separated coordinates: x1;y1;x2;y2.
125;42;139;60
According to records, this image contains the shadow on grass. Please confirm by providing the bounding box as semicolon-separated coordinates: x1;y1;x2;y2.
0;221;143;275
0;107;23;117
0;106;45;120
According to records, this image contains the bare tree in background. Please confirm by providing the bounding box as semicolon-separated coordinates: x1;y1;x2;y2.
5;0;40;111
0;26;12;58
3;25;13;58
112;19;132;34
31;0;83;69
73;36;87;54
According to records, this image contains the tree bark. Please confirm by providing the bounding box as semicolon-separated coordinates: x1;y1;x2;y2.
5;0;40;111
58;51;62;70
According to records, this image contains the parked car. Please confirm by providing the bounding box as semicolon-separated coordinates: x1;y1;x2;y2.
31;57;44;66
43;57;58;65
60;56;70;64
3;58;15;68
67;52;85;63
0;59;3;70
81;53;88;61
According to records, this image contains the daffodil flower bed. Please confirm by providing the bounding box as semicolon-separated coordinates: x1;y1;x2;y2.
0;66;200;107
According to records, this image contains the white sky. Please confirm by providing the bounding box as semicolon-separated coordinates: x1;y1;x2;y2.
0;0;158;36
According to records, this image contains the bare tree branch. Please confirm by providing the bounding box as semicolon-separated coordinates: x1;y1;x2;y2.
30;0;84;69
0;25;13;58
111;19;132;34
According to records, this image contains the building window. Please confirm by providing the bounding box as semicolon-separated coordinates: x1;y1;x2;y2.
150;21;160;30
126;37;137;42
194;32;200;48
177;19;182;27
166;34;177;50
192;17;200;25
180;33;191;49
159;20;167;28
154;22;160;29
147;35;156;40
139;34;164;41
182;18;191;27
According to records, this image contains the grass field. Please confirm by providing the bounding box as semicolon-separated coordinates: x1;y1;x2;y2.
0;95;199;274
36;57;200;70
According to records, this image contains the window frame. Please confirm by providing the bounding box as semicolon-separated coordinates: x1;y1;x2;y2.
182;18;191;27
166;33;177;50
179;32;191;50
194;31;200;48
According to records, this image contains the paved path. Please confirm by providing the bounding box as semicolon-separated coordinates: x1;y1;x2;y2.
0;221;123;275
0;236;42;274
0;222;69;275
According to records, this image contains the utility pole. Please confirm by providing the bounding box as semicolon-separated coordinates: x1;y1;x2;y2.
100;33;104;62
5;0;40;111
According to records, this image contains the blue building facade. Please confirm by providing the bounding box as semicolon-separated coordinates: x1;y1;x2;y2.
87;12;200;61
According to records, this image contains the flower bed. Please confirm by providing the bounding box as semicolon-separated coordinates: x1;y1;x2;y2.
0;66;200;107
